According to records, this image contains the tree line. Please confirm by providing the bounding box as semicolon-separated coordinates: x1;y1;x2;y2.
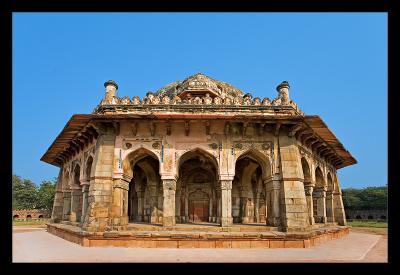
342;186;387;211
12;174;56;210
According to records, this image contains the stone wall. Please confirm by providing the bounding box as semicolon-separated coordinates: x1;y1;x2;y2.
346;209;387;220
13;209;51;220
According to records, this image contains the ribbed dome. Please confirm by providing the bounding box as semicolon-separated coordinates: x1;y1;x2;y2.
155;73;244;99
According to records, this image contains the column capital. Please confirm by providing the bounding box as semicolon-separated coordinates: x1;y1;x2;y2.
80;180;90;186
219;174;234;182
265;179;280;191
304;185;313;196
162;179;176;191
219;180;232;190
112;179;129;191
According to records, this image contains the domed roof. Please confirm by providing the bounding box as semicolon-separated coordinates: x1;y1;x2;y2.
155;73;244;99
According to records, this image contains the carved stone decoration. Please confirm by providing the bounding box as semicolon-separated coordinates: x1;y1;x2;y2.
224;97;232;105
213;97;222;105
262;143;270;150
163;179;176;191
193;96;202;104
253;97;261;105
220;180;232;190
162;95;171;104
132;96;141;105
120;96;131;104
271;97;282;106
233;96;242;105
203;93;212;105
172;96;181;104
143;92;154;104
262;98;271;106
152;142;160;149
243;94;252;105
235;143;243;149
152;96;161;104
125;143;132;149
209;143;218;150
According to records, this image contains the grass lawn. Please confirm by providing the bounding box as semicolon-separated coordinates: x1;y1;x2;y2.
13;219;49;226
348;220;388;235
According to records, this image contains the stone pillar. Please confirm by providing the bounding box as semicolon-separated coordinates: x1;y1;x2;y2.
70;186;82;222
82;128;116;232
216;194;221;224
314;188;327;223
136;191;143;222
149;186;158;224
162;179;176;226
62;191;71;221
255;193;260;223
304;184;315;225
278;134;309;231
220;180;233;227
333;191;347;225
209;197;213;222
184;191;189;223
110;178;130;228
265;179;281;226
51;170;64;223
326;190;335;222
80;182;90;223
175;193;181;223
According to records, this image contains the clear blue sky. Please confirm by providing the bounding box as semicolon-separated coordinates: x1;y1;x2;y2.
12;13;387;189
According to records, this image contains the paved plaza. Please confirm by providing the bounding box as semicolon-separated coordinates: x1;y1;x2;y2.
12;226;387;263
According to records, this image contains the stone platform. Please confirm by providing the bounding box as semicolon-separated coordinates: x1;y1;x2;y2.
47;222;349;248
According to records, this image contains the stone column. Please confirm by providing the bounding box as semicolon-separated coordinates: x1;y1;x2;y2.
162;179;176;226
70;186;82;222
136;191;143;222
82;126;116;232
184;191;189;222
254;193;259;223
110;177;130;228
209;197;213;222
220;180;233;227
265;179;281;226
326;190;335;222
51;170;64;223
80;182;90;223
175;193;181;223
149;186;158;224
304;184;315;225
314;187;327;223
216;194;221;224
277;134;309;231
333;191;347;225
62;191;71;221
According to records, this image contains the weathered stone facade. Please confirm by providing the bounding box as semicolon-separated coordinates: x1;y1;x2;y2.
12;209;51;220
41;73;356;233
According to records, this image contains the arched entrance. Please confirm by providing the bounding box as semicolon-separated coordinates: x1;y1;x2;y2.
176;149;218;224
126;149;161;224
188;190;209;222
313;167;326;223
233;151;267;224
301;157;314;224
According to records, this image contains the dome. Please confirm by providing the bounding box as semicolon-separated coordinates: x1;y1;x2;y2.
155;73;244;99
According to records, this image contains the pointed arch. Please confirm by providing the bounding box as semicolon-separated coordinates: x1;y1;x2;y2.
315;166;325;189
176;147;219;178
85;155;94;181
327;172;334;191
123;147;160;178
301;157;311;184
236;149;272;179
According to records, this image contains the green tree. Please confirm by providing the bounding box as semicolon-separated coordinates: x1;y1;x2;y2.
342;186;387;210
36;178;57;210
12;174;38;209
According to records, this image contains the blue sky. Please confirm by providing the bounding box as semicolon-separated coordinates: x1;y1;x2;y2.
12;13;387;188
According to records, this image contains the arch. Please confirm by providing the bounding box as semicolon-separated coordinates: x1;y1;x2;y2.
236;149;272;179
315;166;325;189
327;172;334;191
13;215;19;220
38;215;44;219
301;157;311;184
73;164;81;186
176;147;219;178
380;215;386;220
85;155;94;181
368;215;374;220
123;147;160;178
26;215;32;219
356;215;362;220
188;190;210;222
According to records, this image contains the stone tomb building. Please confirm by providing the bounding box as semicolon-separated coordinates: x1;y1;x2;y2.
42;73;356;247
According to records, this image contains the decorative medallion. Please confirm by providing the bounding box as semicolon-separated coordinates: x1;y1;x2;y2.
152;142;160;149
125;143;132;149
209;143;218;150
262;143;270;150
235;143;243;149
